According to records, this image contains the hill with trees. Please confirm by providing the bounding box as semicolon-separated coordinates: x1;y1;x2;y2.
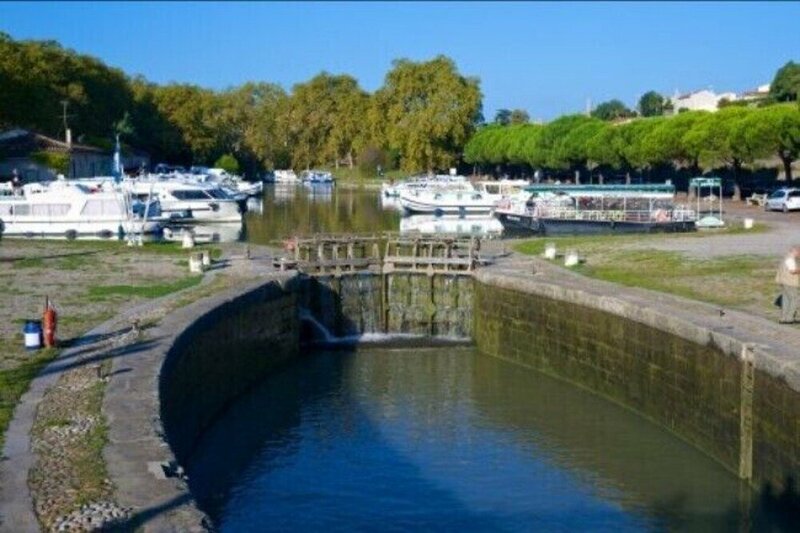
0;33;482;177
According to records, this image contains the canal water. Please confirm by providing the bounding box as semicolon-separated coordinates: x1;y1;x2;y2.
187;346;763;532
234;184;503;245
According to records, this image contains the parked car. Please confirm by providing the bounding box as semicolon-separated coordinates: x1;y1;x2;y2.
765;188;800;212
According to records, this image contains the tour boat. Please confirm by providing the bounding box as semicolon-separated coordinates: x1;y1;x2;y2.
494;183;696;236
400;214;504;238
0;180;163;239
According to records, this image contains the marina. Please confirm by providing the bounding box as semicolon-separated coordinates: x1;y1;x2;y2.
2;4;800;532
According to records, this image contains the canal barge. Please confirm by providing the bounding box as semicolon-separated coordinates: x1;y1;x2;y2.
494;183;696;236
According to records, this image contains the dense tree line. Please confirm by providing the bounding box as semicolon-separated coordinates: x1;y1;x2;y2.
464;104;800;196
0;33;482;176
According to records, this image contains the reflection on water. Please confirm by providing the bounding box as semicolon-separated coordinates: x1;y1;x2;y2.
400;214;503;238
244;185;400;245
188;347;765;532
244;184;508;245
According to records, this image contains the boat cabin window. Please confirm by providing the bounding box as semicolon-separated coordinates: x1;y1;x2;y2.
31;204;71;217
81;199;123;216
206;189;229;200
0;204;12;216
12;204;30;216
172;190;213;201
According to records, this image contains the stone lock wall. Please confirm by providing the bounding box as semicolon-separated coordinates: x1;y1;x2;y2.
474;279;800;492
297;272;474;338
160;281;299;464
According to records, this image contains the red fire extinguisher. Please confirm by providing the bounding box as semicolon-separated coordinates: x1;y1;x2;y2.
43;297;57;348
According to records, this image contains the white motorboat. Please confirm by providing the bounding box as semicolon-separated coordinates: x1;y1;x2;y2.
400;214;503;238
382;174;470;198
273;170;299;183
126;178;243;223
399;189;497;215
473;179;530;202
301;170;335;184
0;180;162;239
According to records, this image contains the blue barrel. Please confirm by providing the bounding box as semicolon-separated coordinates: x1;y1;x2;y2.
23;320;42;351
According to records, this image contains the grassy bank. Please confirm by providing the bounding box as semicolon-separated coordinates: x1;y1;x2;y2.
0;239;219;451
514;231;778;318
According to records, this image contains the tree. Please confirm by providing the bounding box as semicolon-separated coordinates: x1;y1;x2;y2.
736;104;800;181
638;91;666;117
509;109;530;124
640;111;709;171
214;154;240;174
770;61;800;102
494;109;512;125
591;99;636;121
374;55;482;172
284;73;369;170
683;107;752;198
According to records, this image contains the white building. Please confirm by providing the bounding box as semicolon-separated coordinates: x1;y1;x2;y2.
669;89;738;113
739;83;770;102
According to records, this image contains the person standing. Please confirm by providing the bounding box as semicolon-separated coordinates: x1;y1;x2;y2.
776;246;800;323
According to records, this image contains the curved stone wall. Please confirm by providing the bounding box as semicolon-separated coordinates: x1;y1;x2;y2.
102;273;298;531
474;268;800;496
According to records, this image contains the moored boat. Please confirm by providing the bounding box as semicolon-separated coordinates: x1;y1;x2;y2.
494;183;696;236
0;180;163;239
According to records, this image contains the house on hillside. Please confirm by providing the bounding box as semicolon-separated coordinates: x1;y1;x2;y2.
739;83;771;103
0;129;150;182
669;89;738;113
0;129;112;182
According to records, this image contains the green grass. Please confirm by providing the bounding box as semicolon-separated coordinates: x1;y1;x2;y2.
0;347;58;451
516;236;776;310
11;257;44;269
73;379;111;506
86;275;203;301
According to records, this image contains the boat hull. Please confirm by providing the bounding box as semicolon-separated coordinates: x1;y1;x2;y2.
0;219;163;240
399;194;494;215
495;212;696;236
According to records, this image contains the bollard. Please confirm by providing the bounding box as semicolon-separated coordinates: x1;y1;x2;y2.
564;250;580;267
189;252;204;273
201;250;211;268
743;218;754;230
544;242;557;260
181;229;195;249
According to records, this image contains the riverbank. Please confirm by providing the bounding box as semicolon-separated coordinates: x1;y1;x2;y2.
0;239;252;531
511;200;800;322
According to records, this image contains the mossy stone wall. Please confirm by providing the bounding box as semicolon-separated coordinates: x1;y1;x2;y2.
160;281;298;464
474;281;800;493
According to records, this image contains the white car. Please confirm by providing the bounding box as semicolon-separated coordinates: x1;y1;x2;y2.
765;188;800;212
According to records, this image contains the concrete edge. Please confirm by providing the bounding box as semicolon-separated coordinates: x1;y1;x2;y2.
476;260;800;394
102;271;296;532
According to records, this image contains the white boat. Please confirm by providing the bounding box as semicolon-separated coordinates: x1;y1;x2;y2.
400;214;503;238
126;178;243;223
473;179;530;202
300;170;335;184
273;170;299;183
399;189;497;215
0;180;162;239
382;174;470;198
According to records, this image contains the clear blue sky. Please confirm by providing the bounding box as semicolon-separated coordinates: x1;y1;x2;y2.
2;1;799;121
